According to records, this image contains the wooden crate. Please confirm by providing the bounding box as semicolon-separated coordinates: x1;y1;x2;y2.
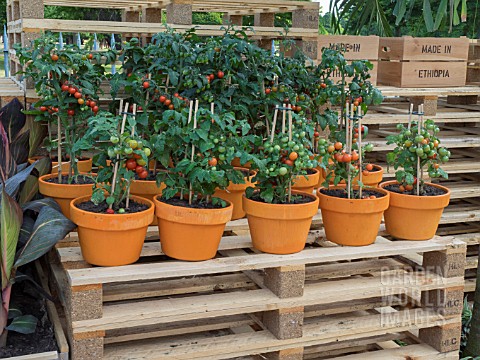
378;36;469;62
467;39;480;85
47;217;466;360
377;60;467;88
318;35;379;61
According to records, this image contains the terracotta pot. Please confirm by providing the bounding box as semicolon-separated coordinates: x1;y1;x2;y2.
354;164;384;188
154;196;233;261
231;157;251;169
292;168;320;194
317;186;390;246
130;179;166;225
29;156;92;174
70;195;154;266
242;191;319;254
379;181;450;240
214;168;256;220
39;173;95;219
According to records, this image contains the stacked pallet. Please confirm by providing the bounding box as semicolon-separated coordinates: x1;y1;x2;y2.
0;77;24;106
364;85;480;295
46;217;466;360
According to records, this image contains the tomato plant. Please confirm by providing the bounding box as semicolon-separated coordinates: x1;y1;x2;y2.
386;118;450;195
84;108;151;212
15;33;116;182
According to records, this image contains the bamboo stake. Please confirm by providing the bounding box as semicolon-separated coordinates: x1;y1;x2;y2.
110;102;129;210
288;104;293;203
189;100;199;205
57;117;62;183
345;102;350;152
407;103;413;130
281;103;286;133
416;104;422;196
180;100;194;200
270;105;279;143
125;104;137;209
358;107;363;199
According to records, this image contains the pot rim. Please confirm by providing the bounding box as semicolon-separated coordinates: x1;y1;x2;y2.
70;194;154;216
154;195;233;211
317;185;389;201
39;172;97;186
379;180;451;197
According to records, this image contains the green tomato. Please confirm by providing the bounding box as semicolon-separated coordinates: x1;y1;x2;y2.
288;141;295;148
318;138;326;145
364;144;374;152
441;156;449;163
438;147;448;156
128;140;138;149
110;136;119;144
143;148;151;157
218;146;226;153
219;154;226;161
415;135;424;143
426;123;435;130
404;140;413;148
107;148;115;158
106;196;115;205
136;140;143;149
409;146;417;153
219;135;226;142
404;130;412;137
279;167;288;176
274;145;281;151
211;166;217;171
293;145;300;151
136;159;146;166
416;148;424;156
423;145;431;153
118;208;126;214
114;147;122;155
124;147;133;155
269;167;275;172
213;138;219;144
282;137;289;143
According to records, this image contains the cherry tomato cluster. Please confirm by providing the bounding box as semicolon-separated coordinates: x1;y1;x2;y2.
61;81;99;113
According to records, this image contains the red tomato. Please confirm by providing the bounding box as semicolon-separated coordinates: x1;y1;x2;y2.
136;165;145;174
139;170;148;179
126;159;137;170
217;71;224;79
164;99;172;106
265;88;271;95
68;87;76;95
159;96;166;103
366;163;374;171
143;81;150;89
67;109;75;116
40;106;47;112
61;84;69;92
92;106;99;113
208;158;218;166
74;92;82;99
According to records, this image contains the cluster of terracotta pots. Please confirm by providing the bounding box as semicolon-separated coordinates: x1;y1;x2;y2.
36;157;450;267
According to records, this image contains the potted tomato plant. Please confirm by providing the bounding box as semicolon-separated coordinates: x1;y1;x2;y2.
317;107;390;246
152;103;250;261
244;107;319;255
70;106;154;266
380;111;450;240
16;33;116;218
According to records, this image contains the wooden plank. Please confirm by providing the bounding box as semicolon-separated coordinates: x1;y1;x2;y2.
377;86;480;97
8;352;59;360
102;309;459;359
328;344;458;359
65;236;462;286
317;35;379;60
71;272;463;333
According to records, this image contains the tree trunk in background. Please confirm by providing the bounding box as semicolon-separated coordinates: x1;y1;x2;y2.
464;255;480;357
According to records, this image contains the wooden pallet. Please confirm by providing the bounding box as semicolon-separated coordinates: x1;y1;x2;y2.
47;216;466;360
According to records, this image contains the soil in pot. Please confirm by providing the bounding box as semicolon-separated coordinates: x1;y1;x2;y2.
317;186;390;246
243;191;319;254
154;196;233;261
214;168;255;220
292;168;320;194
380;181;450;241
39;173;95;219
354;164;384;188
0;266;57;358
70;195;154;266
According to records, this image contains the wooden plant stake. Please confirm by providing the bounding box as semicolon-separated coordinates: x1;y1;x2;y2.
270;105;279;143
125;104;138;209
416;104;423;196
407;103;414;130
358;107;363;199
287;104;293;203
57;116;62;183
188;100;199;205
110;102;130;210
180;101;194;200
282;103;286;133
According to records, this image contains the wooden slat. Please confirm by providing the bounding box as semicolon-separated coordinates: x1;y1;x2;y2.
329;344;458;360
9;352;59;360
65;236;463;286
71;272;463;333
102;309;459;359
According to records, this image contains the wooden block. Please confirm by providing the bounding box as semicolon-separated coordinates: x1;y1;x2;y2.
422;246;466;278
419;323;462;353
301;40;318;60
409;96;438;116
263;307;304;340
421;286;464;316
70;335;104;360
265;347;304;360
264;265;305;298
254;13;274;27
122;10;140;22
166;0;192;25
292;8;319;30
446;95;478;105
143;8;162;23
225;14;242;26
68;285;103;322
379;36;469;61
19;0;43;19
378;61;467;88
318;35;379;60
